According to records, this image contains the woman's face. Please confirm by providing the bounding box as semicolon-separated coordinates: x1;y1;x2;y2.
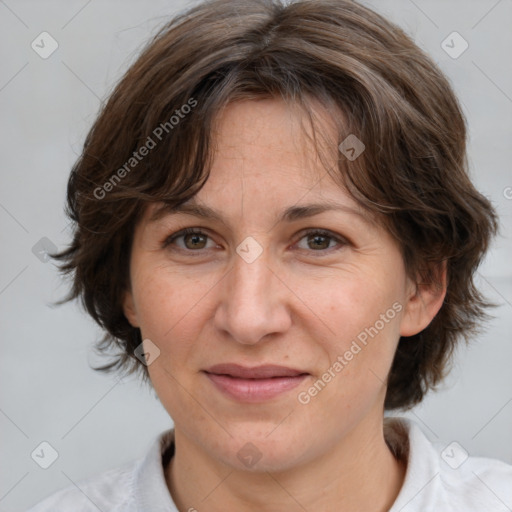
123;99;435;472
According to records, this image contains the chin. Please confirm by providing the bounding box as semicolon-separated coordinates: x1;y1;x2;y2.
210;427;310;473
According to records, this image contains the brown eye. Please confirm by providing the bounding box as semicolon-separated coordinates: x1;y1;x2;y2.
306;233;332;250
295;229;345;253
163;228;215;251
183;232;208;249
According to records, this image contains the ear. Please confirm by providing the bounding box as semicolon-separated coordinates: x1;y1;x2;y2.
122;289;140;328
400;261;447;337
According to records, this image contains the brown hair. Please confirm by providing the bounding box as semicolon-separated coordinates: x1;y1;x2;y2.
53;0;498;410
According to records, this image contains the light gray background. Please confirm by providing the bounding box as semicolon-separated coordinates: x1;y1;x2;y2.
1;0;511;510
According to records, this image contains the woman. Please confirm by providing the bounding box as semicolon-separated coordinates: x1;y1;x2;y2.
29;0;511;510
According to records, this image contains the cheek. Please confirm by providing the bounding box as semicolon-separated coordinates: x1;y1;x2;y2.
132;268;210;411
130;264;228;392
293;274;403;401
292;270;402;346
132;265;210;341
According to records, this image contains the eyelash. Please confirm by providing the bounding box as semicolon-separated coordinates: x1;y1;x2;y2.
162;227;348;256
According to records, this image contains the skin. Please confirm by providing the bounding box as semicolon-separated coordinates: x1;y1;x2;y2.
123;99;446;512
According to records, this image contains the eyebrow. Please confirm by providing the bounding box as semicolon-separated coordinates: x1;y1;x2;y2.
148;198;371;226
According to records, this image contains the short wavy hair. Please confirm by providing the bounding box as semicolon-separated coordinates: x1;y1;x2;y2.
53;0;498;410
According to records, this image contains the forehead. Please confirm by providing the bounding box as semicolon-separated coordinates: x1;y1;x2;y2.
207;97;341;185
142;98;376;227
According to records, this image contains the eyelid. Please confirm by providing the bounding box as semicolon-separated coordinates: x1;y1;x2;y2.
292;228;349;255
162;227;217;251
162;226;350;254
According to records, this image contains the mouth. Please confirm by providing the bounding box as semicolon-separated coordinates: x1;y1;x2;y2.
203;364;310;402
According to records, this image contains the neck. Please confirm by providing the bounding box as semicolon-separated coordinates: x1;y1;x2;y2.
165;415;406;512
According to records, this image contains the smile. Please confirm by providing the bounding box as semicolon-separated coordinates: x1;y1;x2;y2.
203;364;310;402
206;372;308;402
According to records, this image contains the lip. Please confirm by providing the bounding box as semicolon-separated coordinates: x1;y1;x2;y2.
204;364;309;402
205;363;306;379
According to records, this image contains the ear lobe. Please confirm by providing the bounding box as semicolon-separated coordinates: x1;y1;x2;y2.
399;262;447;337
122;289;140;328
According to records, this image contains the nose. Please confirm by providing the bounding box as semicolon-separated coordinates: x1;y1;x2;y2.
213;243;292;345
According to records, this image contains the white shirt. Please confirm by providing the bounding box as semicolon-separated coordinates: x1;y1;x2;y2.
27;417;512;511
